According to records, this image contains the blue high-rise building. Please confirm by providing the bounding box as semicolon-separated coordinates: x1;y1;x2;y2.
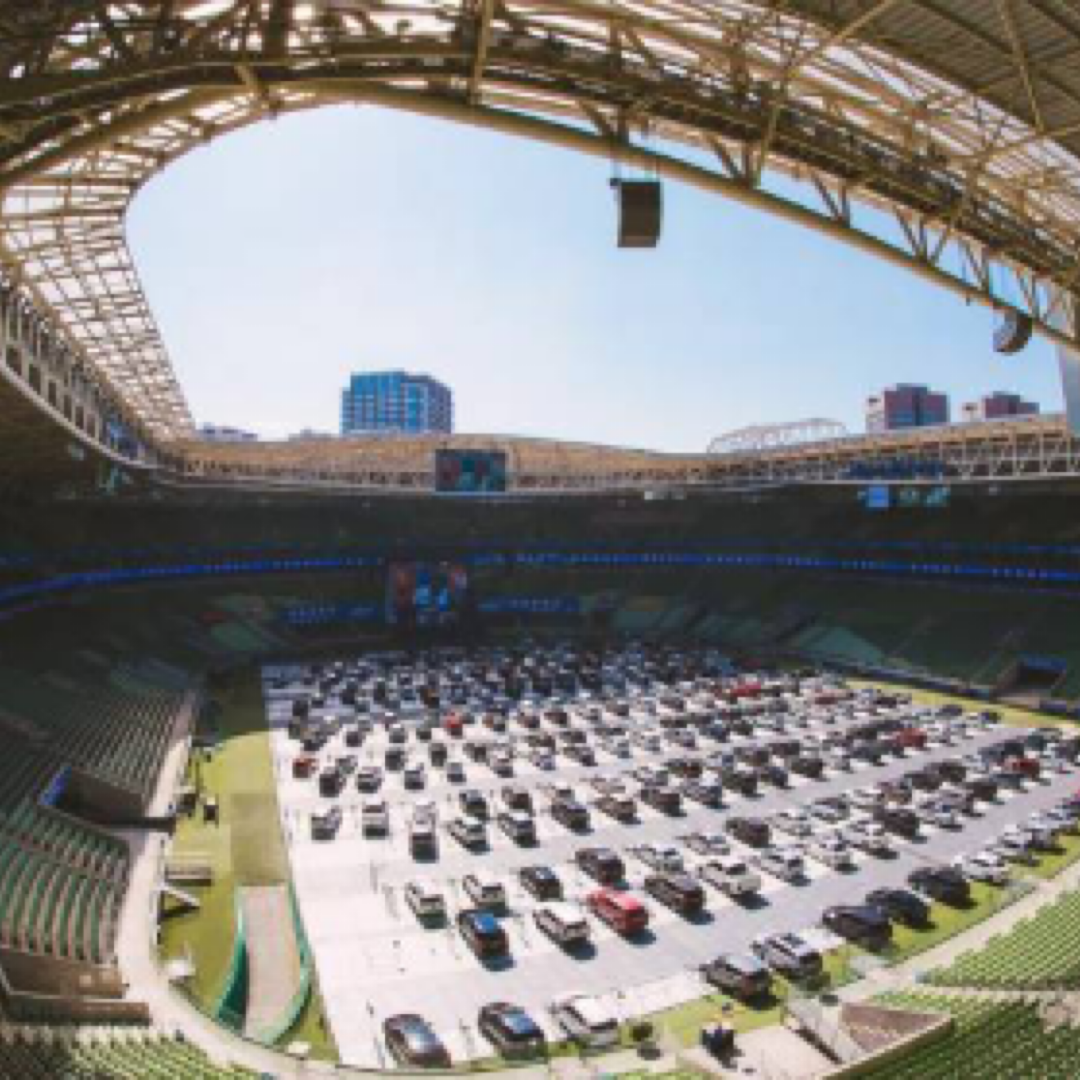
340;370;453;435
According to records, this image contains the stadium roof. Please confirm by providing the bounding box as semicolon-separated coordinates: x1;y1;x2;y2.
1;1;1079;440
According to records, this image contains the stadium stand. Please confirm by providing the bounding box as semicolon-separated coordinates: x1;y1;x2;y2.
927;891;1080;991
0;1025;256;1079
862;993;1080;1080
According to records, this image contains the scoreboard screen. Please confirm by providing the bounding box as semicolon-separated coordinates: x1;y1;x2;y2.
434;449;507;494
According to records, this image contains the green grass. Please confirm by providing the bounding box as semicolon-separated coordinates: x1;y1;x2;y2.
157;669;338;1062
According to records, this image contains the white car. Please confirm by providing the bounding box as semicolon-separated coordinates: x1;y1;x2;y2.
699;856;761;898
841;819;892;856
848;787;882;812
633;843;684;872
808;834;856;870
534;902;591;948
549;993;620;1048
919;801;961;830
754;846;805;882
953;851;1009;886
462;872;507;910
404;882;446;921
773;809;814;838
361;798;390;834
989;834;1037;865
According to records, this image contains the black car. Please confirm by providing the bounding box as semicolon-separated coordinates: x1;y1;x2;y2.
873;804;919;839
641;785;682;815
681;780;723;808
551;795;591;831
501;786;534;813
908;866;971;906
789;755;824;779
383;1014;450;1068
644;872;706;916
822;905;892;950
866;888;930;927
575;846;624;885
519;865;563;900
460;789;489;818
701;953;772;1000
478;1002;546;1058
726;816;770;848
457;910;509;958
596;793;637;822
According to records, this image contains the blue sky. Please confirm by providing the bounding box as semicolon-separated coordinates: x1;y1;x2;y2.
127;105;1063;453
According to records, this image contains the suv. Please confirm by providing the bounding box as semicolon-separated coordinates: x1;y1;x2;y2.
501;786;534;813
519;865;563;901
575;847;624;885
640;786;682;815
405;882;446;923
355;766;383;792
699;856;761;898
587;888;650;934
865;887;929;927
873;804;919;839
551;795;591;831
644;873;706;916
463;873;508;912
595;794;637;822
409;812;438;858
459;790;489;819
681;779;724;808
535;902;591;948
726;816;771;848
822;905;892;950
908;866;970;906
362;799;390;836
751;932;823;982
457;910;509;958
498;810;537;846
548;993;619;1049
701;953;771;1000
448;816;487;850
754;846;805;882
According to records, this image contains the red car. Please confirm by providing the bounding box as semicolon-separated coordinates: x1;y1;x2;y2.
587;889;649;935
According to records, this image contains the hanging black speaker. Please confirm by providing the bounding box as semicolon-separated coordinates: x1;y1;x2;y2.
612;179;662;248
993;308;1034;355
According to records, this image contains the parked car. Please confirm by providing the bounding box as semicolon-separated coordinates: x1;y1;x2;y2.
953;851;1009;886
587;888;650;934
699;856;761;898
405;882;446;923
383;1015;450;1069
462;873;508;912
519;865;563;901
534;902;591;948
754;846;805;882
865;887;929;927
551;795;591;830
726;816;771;848
644;872;706;916
548;993;620;1049
750;932;823;982
457;909;509;958
595;793;637;822
575;847;624;885
449;816;487;850
822;904;892;950
700;953;772;1000
478;1002;546;1058
908;866;970;906
498;810;537;846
